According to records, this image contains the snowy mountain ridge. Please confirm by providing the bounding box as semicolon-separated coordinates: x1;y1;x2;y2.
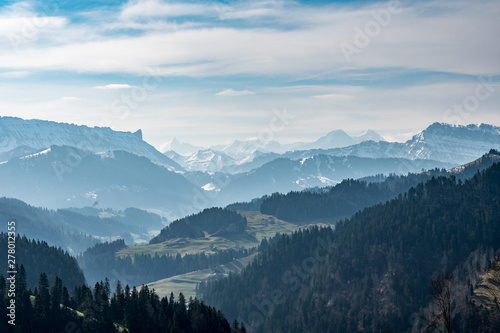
165;129;385;172
276;123;500;166
0;116;182;171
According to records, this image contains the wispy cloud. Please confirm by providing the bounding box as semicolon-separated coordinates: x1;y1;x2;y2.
94;84;136;90
0;0;497;78
60;96;81;101
120;0;210;20
0;71;30;78
0;1;68;37
216;88;255;96
312;93;352;100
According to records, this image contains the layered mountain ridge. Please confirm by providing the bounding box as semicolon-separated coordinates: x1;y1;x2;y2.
0;116;181;171
1;118;499;217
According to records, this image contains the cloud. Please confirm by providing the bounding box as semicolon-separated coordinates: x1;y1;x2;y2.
119;0;285;21
0;0;497;79
216;89;255;96
0;71;30;78
312;93;352;100
60;96;81;101
94;84;136;90
120;0;209;19
0;1;68;37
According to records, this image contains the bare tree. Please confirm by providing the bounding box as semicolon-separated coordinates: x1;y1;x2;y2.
428;272;454;333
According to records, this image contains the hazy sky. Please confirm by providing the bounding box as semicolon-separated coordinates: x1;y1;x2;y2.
0;0;499;148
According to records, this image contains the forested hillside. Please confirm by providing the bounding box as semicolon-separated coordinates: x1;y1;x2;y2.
259;150;500;224
79;239;255;286
0;198;98;253
0;234;85;290
150;208;247;243
200;163;500;332
0;269;238;333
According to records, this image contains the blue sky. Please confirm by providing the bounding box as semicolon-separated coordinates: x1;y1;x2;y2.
0;0;499;149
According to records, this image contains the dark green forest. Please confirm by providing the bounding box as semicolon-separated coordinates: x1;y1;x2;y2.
0;234;85;290
150;207;247;243
79;239;255;286
0;269;241;333
200;163;500;332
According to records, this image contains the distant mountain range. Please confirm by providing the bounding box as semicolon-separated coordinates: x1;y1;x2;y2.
164;123;500;173
1;117;499;218
212;155;452;205
163;129;385;171
256;123;500;166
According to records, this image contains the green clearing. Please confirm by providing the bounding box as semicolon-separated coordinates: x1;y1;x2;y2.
146;253;258;300
117;211;300;258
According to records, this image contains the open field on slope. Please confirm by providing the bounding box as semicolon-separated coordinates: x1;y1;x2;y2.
146;253;258;300
116;211;300;258
473;263;500;309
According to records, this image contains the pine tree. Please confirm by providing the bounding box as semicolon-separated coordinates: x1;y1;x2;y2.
35;272;51;331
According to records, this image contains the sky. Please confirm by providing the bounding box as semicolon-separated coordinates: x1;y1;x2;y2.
0;0;499;149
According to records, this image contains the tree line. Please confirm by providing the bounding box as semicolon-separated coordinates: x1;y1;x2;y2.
0;267;244;333
79;239;255;287
259;151;500;224
0;234;85;290
150;208;247;243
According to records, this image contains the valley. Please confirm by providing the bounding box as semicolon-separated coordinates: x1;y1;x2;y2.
1;117;500;332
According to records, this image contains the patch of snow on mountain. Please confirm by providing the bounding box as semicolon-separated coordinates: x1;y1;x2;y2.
202;182;220;192
19;148;52;159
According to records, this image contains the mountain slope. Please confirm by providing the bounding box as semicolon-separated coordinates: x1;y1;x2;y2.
258;150;500;224
149;207;247;243
276;123;500;166
0;146;199;215
355;129;384;143
0;116;182;170
0;233;86;290
295;129;356;151
160;137;202;155
0;197;98;254
200;162;500;332
178;149;236;172
215;155;451;206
